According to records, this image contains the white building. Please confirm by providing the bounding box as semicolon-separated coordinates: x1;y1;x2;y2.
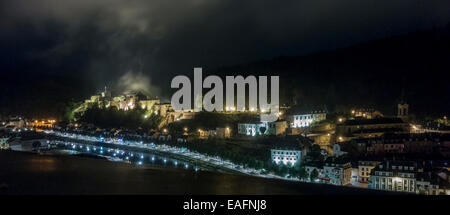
368;161;417;193
238;120;288;136
291;111;326;128
271;149;301;166
238;123;264;136
333;144;347;157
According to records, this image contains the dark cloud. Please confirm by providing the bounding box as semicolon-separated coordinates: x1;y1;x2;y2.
1;0;450;95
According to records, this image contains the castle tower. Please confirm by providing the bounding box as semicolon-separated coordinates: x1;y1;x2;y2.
101;86;111;98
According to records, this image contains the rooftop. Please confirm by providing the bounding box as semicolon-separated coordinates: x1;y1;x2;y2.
342;117;405;126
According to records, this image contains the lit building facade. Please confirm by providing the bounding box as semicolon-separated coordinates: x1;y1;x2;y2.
358;160;381;183
291;111;326;128
238;120;287;136
350;108;383;119
271;149;301;166
238;123;263;136
369;161;417;193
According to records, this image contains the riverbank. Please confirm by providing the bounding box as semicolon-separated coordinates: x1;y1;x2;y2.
0;150;394;195
50;135;246;175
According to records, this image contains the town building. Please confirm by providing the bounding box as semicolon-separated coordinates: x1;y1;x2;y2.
415;172;445;195
198;129;216;139
304;157;352;185
6;117;25;129
350;108;383;119
238;120;288;136
323;157;352;185
290;110;326;128
358;160;381;183
369;161;417;193
305;163;325;182
336;117;409;142
341;133;444;155
215;127;231;139
271;149;302;166
266;120;288;136
197;127;232;139
238;123;263;136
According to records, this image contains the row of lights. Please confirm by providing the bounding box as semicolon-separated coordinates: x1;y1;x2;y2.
66;142;197;169
162;127;231;133
34;119;56;123
224;106;276;113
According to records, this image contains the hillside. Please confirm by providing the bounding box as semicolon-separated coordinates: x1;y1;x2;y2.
209;26;450;117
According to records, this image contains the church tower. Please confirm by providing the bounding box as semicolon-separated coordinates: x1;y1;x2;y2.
397;87;409;121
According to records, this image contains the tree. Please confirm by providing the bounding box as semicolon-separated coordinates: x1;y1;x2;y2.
259;126;267;135
32;141;41;149
310;169;319;182
77;104;162;131
64;100;83;122
308;144;324;161
298;166;308;181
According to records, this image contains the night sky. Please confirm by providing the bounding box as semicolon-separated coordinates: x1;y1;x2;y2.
1;0;450;117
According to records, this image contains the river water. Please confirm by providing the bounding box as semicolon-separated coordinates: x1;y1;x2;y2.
0;149;392;194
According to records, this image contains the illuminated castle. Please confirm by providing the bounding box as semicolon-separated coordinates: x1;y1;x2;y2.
76;87;193;125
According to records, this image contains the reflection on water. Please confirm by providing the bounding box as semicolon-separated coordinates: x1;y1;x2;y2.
28;158;57;172
51;142;201;172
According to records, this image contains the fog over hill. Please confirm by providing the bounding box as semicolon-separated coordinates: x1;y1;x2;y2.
206;26;450;117
1;26;450;119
